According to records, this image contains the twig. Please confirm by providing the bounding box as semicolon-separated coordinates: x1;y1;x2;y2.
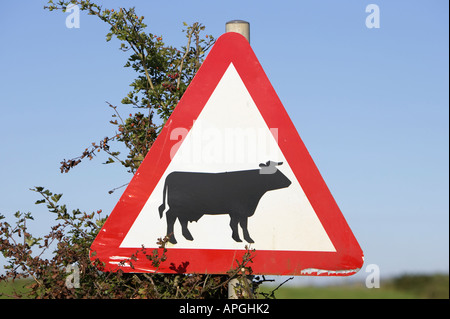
143;273;161;298
177;24;195;90
108;183;129;194
107;101;125;125
268;276;294;298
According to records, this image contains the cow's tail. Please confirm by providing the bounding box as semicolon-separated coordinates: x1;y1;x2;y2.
158;181;167;218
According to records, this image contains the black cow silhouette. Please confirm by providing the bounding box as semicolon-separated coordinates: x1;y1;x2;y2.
158;161;291;244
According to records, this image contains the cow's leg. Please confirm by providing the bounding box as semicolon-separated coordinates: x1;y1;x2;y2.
165;209;177;244
179;217;194;241
229;215;242;242
240;217;254;244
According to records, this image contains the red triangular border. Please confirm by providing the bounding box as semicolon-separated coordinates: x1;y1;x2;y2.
90;32;364;275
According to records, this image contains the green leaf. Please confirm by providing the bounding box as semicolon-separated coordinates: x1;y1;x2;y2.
43;189;52;197
25;236;42;247
51;193;63;203
35;199;46;205
104;157;115;164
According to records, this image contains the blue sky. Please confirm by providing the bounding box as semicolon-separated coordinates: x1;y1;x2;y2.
0;0;448;285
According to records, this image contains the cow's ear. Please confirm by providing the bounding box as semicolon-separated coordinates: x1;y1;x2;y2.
259;163;267;168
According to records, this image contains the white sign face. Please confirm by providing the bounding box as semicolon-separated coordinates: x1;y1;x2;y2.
120;63;335;253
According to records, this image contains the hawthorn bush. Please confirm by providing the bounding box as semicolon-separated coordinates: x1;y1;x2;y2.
0;0;284;299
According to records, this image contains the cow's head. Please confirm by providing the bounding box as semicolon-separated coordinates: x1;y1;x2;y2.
258;161;291;190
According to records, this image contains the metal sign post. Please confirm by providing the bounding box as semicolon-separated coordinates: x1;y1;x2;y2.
225;20;252;299
225;20;250;43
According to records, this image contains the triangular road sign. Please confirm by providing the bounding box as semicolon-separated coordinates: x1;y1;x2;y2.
90;32;363;276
